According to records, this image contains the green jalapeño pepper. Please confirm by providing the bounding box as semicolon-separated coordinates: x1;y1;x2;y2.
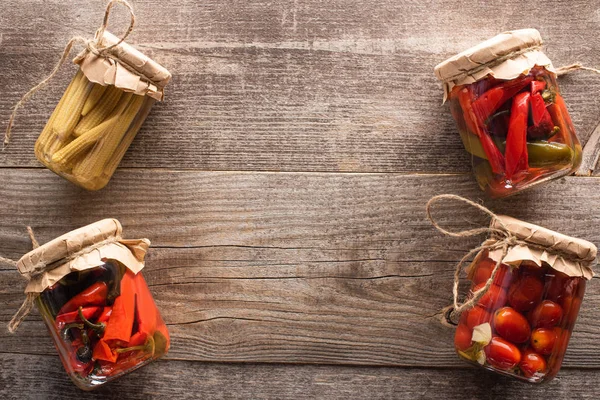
459;129;573;168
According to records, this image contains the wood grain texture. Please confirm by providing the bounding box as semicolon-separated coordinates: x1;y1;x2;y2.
1;0;599;173
1;169;600;369
2;0;600;398
1;355;599;400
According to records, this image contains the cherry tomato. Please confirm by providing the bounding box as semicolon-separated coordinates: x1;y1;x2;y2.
484;336;521;370
519;261;546;279
544;270;570;303
529;300;563;328
508;274;544;312
465;306;492;330
472;260;513;288
519;350;547;378
493;307;530;343
531;328;557;355
471;283;507;310
454;323;473;351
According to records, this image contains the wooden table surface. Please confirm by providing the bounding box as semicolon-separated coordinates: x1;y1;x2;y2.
2;0;600;398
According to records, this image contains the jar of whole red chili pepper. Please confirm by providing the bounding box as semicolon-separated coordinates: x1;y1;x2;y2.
453;215;596;383
9;219;169;390
434;29;582;198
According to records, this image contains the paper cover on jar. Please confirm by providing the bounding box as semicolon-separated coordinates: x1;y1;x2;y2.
17;219;150;294
434;29;555;102
75;31;171;101
479;215;597;280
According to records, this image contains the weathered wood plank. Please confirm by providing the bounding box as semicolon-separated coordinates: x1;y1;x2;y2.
1;170;599;367
1;0;599;173
0;354;598;400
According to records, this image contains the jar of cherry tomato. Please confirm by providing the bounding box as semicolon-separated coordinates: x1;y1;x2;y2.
10;219;169;390
434;29;582;198
454;215;596;383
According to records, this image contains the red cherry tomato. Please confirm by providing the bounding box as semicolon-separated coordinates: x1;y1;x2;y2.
472;260;513;288
471;283;507;310
472;259;494;285
519;261;546;278
454;323;473;351
493;307;531;343
529;300;563;328
508;274;544;312
531;328;557;355
519;350;547;378
484;336;521;370
465;306;492;330
544;270;571;303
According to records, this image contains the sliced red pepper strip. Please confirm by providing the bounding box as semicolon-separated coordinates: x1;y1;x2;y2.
126;331;148;347
97;306;112;324
458;87;505;174
505;92;531;179
471;76;533;122
55;306;102;329
547;94;576;147
92;339;118;363
528;92;555;139
133;273;157;337
58;281;108;315
531;80;547;94
102;270;136;344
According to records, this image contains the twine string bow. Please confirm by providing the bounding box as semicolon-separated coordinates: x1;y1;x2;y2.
3;0;136;149
1;227;40;333
426;194;522;326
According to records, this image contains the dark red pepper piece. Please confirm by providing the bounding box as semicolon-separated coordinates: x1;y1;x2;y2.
528;92;556;139
471;76;534;123
458;87;505;174
505;91;531;179
58;281;108;315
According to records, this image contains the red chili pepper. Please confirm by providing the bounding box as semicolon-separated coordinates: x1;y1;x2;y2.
547;94;576;147
126;331;148;347
97;306;112;323
92;339;118;363
55;306;102;329
505;92;531;179
102;270;136;344
58;281;109;315
531;80;547;94
133;273;158;337
471;76;534;122
528;92;556;139
458;87;505;174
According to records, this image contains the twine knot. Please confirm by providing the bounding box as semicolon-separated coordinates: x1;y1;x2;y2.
426;194;514;326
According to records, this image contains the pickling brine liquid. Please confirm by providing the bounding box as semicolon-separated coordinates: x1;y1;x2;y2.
448;66;582;198
454;256;585;383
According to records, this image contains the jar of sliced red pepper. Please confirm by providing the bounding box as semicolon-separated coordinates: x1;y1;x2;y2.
454;215;596;383
434;29;582;198
11;219;169;390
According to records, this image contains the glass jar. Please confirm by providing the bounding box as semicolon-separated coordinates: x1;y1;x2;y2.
11;219;168;390
37;261;170;390
455;255;585;382
435;29;582;198
34;31;171;191
451;215;595;383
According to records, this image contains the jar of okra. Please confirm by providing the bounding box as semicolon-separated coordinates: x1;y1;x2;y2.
434;29;582;198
